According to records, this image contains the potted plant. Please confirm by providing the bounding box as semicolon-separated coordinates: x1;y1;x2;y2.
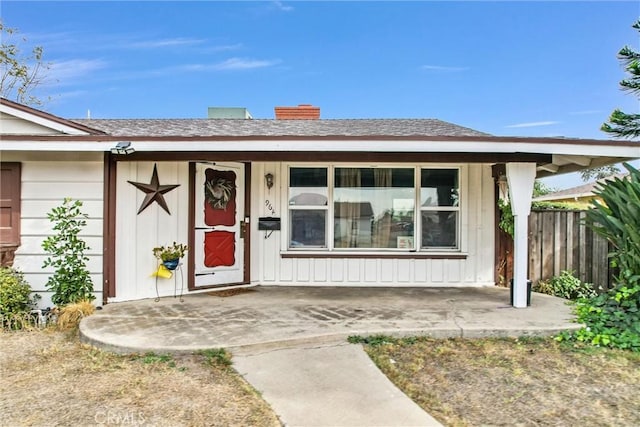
152;242;188;270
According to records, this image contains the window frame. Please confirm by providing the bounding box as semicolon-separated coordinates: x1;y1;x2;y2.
419;167;462;250
287;166;329;249
283;163;466;255
333;166;416;252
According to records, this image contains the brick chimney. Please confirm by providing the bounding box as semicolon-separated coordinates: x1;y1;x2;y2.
274;104;320;120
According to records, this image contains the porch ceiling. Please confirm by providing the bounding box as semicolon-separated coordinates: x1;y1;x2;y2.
536;153;637;178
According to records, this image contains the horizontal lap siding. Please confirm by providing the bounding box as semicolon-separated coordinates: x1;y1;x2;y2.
252;163;495;286
12;159;104;307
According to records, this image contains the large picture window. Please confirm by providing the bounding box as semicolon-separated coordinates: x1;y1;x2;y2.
334;168;414;249
288;166;460;252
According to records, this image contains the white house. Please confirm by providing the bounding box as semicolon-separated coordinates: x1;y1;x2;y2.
1;99;638;308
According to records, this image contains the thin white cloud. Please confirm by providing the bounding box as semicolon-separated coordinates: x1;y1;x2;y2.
272;1;294;12
421;65;468;72
27;31;208;52
506;121;560;128
199;43;244;53
215;57;280;70
178;58;281;72
44;59;108;85
129;38;205;49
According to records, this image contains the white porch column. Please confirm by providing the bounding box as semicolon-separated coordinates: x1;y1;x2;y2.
506;163;536;308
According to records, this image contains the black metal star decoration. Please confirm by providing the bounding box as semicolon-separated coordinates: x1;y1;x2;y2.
128;163;180;215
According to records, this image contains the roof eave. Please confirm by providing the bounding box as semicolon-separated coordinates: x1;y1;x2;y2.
0;98;106;135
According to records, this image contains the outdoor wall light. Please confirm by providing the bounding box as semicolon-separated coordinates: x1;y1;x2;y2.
265;172;274;190
110;141;135;155
498;174;508;202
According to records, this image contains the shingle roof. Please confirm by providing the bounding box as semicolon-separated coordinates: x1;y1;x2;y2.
533;173;630;201
71;118;492;138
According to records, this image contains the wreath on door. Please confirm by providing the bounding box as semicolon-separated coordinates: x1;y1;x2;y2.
205;177;235;210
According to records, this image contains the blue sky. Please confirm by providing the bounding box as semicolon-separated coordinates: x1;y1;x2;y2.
3;1;639;187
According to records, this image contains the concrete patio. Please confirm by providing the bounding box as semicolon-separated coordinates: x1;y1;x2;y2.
80;286;580;355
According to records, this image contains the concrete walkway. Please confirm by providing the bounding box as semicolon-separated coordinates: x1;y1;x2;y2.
79;286;580;427
233;344;442;427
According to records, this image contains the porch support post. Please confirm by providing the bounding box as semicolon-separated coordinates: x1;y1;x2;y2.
506;163;536;308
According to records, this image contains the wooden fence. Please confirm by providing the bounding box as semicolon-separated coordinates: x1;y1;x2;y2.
496;209;614;291
528;210;613;290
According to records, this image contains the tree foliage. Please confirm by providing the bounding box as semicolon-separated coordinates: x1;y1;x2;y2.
580;165;621;182
532;180;555;197
601;20;640;139
42;199;95;306
0;21;50;105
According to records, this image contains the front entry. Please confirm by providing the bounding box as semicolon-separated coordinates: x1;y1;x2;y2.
192;162;246;288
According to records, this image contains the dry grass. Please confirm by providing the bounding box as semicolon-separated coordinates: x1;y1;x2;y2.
364;337;640;426
56;300;96;330
0;330;280;427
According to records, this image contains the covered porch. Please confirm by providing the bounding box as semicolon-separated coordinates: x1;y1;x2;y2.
79;286;580;355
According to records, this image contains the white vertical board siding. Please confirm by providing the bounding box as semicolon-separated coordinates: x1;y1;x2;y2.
250;162;282;284
463;164;481;283
479;164;496;282
314;259;327;282
12;158;104;307
252;163;495;287
113;162;189;302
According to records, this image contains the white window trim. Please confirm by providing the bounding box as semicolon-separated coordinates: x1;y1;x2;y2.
282;163;467;254
418;166;464;251
281;163;329;252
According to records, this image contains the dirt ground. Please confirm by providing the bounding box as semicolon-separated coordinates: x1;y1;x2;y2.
364;336;640;426
0;330;280;427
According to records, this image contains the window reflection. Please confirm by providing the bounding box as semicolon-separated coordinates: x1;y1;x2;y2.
422;211;458;248
421;169;459;207
287;166;461;251
289;168;328;248
421;169;459;249
290;210;326;248
334;168;415;249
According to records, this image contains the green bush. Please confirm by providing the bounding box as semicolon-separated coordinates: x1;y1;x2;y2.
42;198;95;306
558;163;640;351
498;200;582;238
533;271;598;300
563;280;640;351
532;201;586;210
0;267;36;324
497;198;514;237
